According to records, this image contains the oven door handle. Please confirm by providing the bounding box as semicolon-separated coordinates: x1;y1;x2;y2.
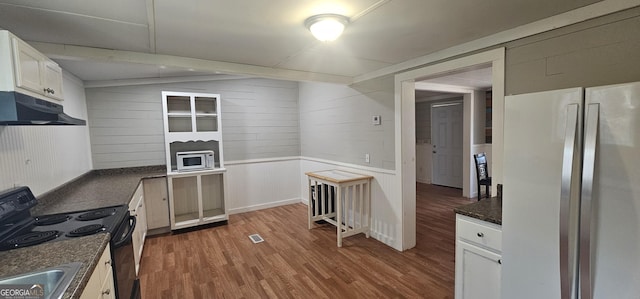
113;215;136;248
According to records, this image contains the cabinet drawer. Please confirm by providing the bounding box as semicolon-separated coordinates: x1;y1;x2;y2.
457;215;502;252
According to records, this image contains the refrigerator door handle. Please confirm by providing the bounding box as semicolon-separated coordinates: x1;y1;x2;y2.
580;103;599;299
560;103;579;299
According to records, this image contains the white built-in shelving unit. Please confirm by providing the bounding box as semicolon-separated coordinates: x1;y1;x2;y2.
161;91;228;230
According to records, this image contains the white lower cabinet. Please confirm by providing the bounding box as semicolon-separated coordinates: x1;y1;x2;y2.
455;214;502;299
143;177;170;232
128;182;147;275
168;170;227;230
80;246;114;299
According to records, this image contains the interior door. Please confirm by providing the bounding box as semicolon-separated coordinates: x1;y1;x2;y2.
431;102;463;188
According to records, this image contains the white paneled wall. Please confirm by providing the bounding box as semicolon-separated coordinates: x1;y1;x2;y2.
299;158;400;250
85;78;300;169
415;101;432;143
0;71;92;196
225;158;301;214
416;143;432;184
298;80;395;170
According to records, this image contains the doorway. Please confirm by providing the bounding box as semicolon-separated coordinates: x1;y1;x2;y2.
396;48;505;250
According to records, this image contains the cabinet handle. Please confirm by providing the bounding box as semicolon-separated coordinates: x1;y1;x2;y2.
477;232;484;237
498;259;502;265
102;289;111;295
138;203;143;208
43;88;54;94
105;260;111;266
162;197;166;201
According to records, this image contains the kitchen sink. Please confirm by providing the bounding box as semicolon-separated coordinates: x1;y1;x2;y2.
0;262;82;299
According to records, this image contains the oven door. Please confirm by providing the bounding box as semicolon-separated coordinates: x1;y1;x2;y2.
111;214;140;299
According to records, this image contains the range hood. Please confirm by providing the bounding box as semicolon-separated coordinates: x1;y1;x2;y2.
0;91;86;126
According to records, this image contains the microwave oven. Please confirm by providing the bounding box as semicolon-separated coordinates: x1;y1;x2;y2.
176;150;214;172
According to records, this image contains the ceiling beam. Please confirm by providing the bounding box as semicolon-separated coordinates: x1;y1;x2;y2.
146;0;156;53
354;0;640;83
30;42;353;85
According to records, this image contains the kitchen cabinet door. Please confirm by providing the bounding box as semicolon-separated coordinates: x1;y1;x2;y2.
42;60;64;101
80;246;113;299
143;177;170;231
455;240;501;299
11;37;43;95
129;182;147;275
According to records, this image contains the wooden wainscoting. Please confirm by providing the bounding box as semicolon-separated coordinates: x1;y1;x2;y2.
139;183;472;298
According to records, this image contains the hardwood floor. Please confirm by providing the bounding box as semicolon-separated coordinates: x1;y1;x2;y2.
139;183;473;298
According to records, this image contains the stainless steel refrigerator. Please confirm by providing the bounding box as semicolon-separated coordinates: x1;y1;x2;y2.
502;81;640;299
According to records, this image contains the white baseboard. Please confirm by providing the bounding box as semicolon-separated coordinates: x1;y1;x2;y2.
416;178;431;184
370;230;395;249
228;197;303;215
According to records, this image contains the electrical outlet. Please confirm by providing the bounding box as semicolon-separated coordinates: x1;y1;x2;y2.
365;153;370;163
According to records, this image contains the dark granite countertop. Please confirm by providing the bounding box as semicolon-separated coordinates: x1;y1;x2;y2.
454;197;502;225
0;234;110;299
32;166;166;216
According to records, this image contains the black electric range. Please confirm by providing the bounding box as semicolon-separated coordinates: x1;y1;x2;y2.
0;186;140;299
0;205;128;251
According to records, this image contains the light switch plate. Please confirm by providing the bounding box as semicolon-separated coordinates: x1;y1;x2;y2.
372;115;381;125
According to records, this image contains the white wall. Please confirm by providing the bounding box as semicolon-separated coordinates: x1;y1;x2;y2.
415;101;431;143
85;78;300;169
298;79;395;170
415;143;432;184
298;79;402;250
225;158;301;215
0;71;92;196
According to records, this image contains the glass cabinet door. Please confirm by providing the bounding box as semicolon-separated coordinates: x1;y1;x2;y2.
166;96;193;132
194;96;218;132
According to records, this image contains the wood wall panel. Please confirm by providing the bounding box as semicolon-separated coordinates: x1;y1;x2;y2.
85;78;300;169
505;8;640;95
298;79;395;170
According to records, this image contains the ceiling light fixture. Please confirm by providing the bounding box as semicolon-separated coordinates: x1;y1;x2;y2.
305;14;349;42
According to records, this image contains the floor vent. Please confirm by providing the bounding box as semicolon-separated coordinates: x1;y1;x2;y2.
248;234;264;244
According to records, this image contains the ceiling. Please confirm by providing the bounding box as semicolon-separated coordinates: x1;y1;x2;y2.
0;0;603;82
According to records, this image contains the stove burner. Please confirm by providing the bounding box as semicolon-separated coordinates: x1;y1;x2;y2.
77;208;116;221
0;231;60;250
66;224;105;237
33;215;71;226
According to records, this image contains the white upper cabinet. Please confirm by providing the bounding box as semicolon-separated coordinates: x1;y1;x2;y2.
0;30;65;102
42;60;64;101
